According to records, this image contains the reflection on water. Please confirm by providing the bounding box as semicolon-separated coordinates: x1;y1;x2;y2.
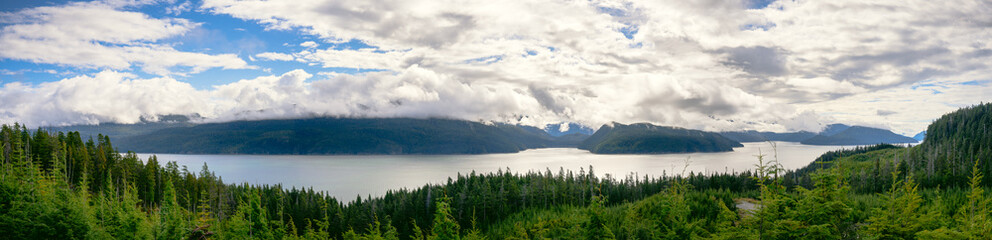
138;141;850;200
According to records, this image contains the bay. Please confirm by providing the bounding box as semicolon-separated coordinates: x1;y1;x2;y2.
137;141;849;200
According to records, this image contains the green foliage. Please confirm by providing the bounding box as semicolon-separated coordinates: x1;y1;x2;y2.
862;172;940;239
746;149;801;240
791;168;853;239
429;195;461;240
343;217;400;240
583;194;616;240
91;184;153;239
624;175;705;239
919;103;992;183
155;179;190;239
1;102;991;239
0;165;92;239
951;161;992;238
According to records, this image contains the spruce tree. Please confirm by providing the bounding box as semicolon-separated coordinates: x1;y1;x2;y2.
429;195;460;240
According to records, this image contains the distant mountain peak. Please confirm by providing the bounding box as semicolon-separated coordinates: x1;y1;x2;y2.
913;131;927;142
819;124;851;136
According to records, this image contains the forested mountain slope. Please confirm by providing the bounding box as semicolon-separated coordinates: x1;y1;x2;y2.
112;118;569;154
787;102;992;191
46;117;193;140
579;122;742;154
912;103;992;186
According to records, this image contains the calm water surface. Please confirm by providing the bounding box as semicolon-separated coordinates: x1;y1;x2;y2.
138;142;849;200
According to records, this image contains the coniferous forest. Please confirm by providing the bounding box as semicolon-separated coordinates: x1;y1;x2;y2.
2;103;992;239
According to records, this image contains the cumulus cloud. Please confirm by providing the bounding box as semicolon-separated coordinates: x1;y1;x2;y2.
0;68;541;127
0;67;795;133
0;1;252;75
3;0;991;135
300;41;319;48
0;71;208;126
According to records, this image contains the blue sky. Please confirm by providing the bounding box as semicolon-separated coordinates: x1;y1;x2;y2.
0;0;384;89
1;0;990;135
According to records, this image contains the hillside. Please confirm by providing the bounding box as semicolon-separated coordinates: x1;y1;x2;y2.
912;102;992;184
112;118;568;154
719;130;817;142
819;123;851;136
579;122;742;154
799;126;917;145
787;102;992;190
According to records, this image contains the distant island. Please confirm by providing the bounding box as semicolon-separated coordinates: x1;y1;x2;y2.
60;118;587;155
579;122;742;154
800;126;917;145
720;123;918;146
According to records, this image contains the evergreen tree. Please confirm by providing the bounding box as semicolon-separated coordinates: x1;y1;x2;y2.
948;161;992;238
792;167;853;238
190;189;217;239
429;195;461;240
582;194;615;240
156;177;189;239
862;172;939;239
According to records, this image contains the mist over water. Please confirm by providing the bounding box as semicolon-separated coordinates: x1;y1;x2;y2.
138;142;849;200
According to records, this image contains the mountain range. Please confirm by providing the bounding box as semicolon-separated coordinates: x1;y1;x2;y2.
799;126;917;145
49;116;918;155
720;124;917;145
56;118;585;155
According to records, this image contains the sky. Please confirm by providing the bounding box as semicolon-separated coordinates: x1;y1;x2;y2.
1;0;990;136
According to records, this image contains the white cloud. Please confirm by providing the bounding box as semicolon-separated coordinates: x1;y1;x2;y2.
197;0;808;130
255;52;295;61
300;41;319;48
0;1;252;75
6;66;987;136
0;71;208;126
5;0;992;134
785;77;867;95
301;48;413;69
0;68;540;127
796;79;992;135
165;1;192;15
